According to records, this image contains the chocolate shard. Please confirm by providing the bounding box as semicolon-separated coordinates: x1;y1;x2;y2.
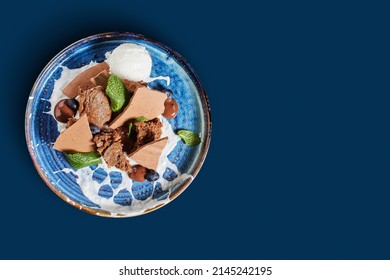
53;114;95;153
62;62;109;98
109;87;167;129
90;69;110;89
129;137;168;170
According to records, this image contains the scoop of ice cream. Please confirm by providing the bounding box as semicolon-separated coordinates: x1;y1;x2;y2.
107;43;152;82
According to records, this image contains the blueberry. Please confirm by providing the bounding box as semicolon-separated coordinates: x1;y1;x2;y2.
65;98;79;111
145;170;159;182
90;125;101;135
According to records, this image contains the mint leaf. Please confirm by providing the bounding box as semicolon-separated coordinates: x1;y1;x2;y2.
65;152;102;169
177;130;201;146
134;116;148;123
106;74;127;112
127;122;133;137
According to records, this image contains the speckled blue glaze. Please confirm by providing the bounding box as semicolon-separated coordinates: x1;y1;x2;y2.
98;185;113;199
114;189;132;206
152;182;169;201
25;32;211;217
109;171;122;189
163;167;178;181
92;168;108;184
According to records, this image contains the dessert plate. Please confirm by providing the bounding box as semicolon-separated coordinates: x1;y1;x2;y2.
25;32;211;217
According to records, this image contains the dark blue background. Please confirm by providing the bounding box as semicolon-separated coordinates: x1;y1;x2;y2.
1;0;389;259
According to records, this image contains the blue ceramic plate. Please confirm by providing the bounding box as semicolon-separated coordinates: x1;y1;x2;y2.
25;32;211;217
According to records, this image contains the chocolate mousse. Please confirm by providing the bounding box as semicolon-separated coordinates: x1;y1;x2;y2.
77;86;112;128
102;142;132;173
93;126;131;150
53;114;95;153
133;118;163;151
92;126;135;173
109;87;167;129
62;62;109;98
93;130;120;154
129;137;168;170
